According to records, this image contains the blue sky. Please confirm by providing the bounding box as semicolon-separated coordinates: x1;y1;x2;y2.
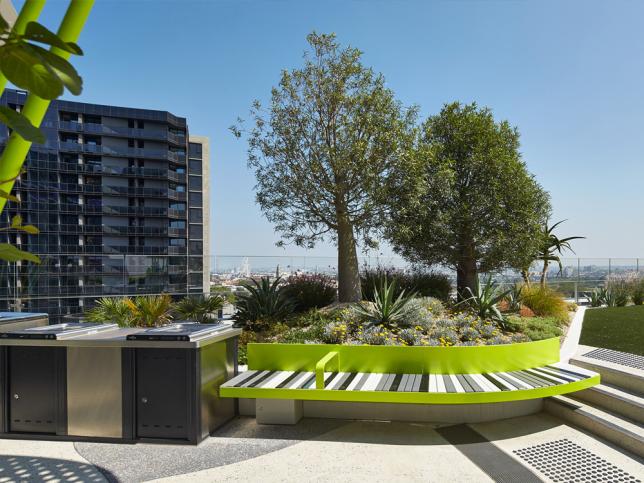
23;0;644;259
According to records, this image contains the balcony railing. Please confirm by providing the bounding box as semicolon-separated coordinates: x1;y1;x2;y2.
57;142;186;162
57;121;186;145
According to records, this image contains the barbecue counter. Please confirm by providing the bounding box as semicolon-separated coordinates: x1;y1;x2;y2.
0;322;241;444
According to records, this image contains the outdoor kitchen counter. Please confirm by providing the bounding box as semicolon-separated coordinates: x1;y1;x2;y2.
0;325;242;348
0;323;241;445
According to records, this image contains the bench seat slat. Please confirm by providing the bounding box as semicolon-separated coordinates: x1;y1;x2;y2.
221;361;599;404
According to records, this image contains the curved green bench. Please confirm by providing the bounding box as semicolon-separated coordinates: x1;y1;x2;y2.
221;338;599;405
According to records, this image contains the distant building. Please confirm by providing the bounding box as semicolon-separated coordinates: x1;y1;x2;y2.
0;89;210;322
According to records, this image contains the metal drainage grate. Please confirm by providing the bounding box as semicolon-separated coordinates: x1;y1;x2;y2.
513;439;642;483
582;348;644;371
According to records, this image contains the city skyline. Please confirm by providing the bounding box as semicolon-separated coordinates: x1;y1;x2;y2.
18;0;644;258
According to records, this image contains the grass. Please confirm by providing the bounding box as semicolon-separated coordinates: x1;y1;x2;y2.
580;305;644;355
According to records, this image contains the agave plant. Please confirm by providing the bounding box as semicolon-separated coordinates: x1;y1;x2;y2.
354;276;416;328
84;297;133;327
458;277;511;328
504;284;524;312
587;287;606;307
233;277;294;330
124;294;174;327
174;295;225;323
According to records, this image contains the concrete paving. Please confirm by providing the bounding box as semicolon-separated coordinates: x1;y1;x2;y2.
1;414;642;482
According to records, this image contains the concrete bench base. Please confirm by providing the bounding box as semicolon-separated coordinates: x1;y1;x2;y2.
244;397;543;425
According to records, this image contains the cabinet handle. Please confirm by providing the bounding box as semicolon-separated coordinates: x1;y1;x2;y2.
141;397;148;404
13;394;19;400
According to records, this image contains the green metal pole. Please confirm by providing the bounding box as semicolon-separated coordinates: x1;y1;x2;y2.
0;0;47;92
0;0;94;214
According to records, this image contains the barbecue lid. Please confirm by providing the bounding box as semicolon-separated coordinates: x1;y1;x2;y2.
126;322;230;341
0;322;119;340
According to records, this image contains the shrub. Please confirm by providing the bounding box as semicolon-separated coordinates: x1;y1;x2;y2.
506;315;563;341
174;295;225;323
321;322;348;344
359;326;388;345
504;284;524;312
606;280;630;307
361;267;451;302
587;287;606;307
631;279;644;305
397;328;420;346
281;273;336;312
521;286;569;323
399;296;444;329
354;276;416;328
233;277;294;331
458;277;510;327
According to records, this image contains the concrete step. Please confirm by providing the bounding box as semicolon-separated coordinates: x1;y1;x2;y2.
569;384;644;424
545;395;644;458
570;353;644;396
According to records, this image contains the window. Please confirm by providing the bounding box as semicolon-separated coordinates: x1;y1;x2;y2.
137;140;144;148
169;220;186;229
137;120;145;129
128;139;134;148
188;175;201;191
188;142;202;158
189;208;202;223
170;238;186;247
169;202;185;210
189;224;203;239
128;119;135;128
189;192;202;207
188;160;202;174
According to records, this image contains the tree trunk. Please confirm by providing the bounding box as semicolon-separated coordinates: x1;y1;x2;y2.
337;216;361;302
540;260;549;287
456;256;478;301
521;268;531;286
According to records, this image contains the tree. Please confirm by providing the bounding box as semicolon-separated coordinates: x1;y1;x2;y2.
233;32;417;302
385;102;551;297
537;219;584;286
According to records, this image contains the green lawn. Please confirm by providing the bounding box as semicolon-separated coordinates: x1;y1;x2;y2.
580;306;644;355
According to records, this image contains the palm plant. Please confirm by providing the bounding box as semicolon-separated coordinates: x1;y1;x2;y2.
124;294;174;327
84;297;133;327
233;277;294;330
458;276;511;327
174;295;225;323
354;276;416;328
538;220;585;287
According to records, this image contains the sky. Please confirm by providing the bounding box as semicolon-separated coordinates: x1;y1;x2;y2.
19;0;644;260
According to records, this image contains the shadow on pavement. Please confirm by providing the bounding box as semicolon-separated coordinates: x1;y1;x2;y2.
0;454;114;482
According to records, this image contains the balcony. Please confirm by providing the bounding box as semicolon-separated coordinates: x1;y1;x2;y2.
168;208;187;218
167;189;187;201
168;228;187;237
57;121;186;145
56;142;185;162
102;186;169;198
103;225;169;236
101;205;169;217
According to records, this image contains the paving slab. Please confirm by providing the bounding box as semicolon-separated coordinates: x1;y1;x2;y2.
150;420;493;483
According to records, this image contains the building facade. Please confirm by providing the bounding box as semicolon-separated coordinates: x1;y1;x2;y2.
0;89;210;322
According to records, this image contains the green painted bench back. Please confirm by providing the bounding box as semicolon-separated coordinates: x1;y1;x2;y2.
247;338;560;375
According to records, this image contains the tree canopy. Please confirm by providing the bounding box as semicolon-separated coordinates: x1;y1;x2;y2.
234;32;417;301
385;102;551;295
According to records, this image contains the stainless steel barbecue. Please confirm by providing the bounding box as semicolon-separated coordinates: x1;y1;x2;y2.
0;322;118;340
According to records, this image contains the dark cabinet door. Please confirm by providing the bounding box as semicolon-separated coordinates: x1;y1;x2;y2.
136;348;191;440
9;347;59;434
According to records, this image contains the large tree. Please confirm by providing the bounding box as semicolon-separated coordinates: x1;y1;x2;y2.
234;32;416;302
385;102;551;296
